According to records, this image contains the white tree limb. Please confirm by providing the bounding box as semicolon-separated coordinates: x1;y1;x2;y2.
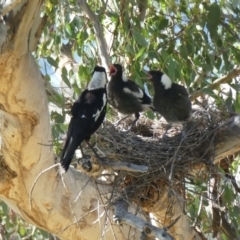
14;0;43;56
78;0;110;70
113;198;174;240
0;0;23;16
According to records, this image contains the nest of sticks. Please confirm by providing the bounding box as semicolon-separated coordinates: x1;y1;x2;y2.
79;109;231;209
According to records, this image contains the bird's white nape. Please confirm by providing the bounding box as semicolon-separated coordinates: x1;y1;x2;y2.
88;72;107;90
161;74;172;89
122;73;128;82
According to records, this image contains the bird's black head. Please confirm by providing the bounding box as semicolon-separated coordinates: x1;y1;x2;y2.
93;66;106;73
145;70;163;81
109;64;123;76
144;70;172;89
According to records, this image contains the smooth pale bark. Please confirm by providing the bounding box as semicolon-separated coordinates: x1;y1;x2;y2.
0;1;141;238
1;1;240;240
0;52;143;239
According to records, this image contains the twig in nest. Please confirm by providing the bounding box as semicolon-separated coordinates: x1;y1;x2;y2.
105;161;148;173
77;155;148;177
165;215;181;230
29;163;59;209
113;197;174;240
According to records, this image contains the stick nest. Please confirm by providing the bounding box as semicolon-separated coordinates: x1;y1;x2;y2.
84;109;231;209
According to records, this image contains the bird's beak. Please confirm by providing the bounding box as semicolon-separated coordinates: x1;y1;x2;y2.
109;65;116;76
143;69;152;80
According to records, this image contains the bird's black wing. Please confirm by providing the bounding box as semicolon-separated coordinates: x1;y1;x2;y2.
123;79;152;105
172;84;189;97
61;89;107;172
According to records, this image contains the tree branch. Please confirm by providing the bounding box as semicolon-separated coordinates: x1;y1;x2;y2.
14;0;44;56
113;198;174;240
78;155;148;177
137;0;148;22
190;68;240;101
78;0;110;70
0;0;23;16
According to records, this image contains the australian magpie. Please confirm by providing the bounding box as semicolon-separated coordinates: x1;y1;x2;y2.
60;66;107;172
145;70;192;136
107;64;154;130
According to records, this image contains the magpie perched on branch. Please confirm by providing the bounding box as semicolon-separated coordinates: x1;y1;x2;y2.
107;64;155;131
144;70;192;136
60;66;107;172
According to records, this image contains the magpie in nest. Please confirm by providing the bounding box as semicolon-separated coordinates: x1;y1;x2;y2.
144;70;192;138
108;64;155;131
61;66;107;172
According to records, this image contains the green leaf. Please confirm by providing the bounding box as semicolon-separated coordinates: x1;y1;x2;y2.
167;59;176;81
146;111;155;120
157;17;169;30
180;44;188;59
207;3;221;27
47;57;58;68
19;226;26;236
135;47;146;60
223;185;235;204
61;67;71;88
133;31;148;47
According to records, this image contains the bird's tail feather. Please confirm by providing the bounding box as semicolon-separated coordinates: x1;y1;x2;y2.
60;137;78;172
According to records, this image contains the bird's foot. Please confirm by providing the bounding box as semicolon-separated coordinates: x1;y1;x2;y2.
114;115;130;127
121;116;139;132
86;141;105;162
78;155;92;172
160;124;172;142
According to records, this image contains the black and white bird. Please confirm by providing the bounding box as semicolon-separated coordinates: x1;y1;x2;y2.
60;66;107;172
108;64;154;130
144;70;192;135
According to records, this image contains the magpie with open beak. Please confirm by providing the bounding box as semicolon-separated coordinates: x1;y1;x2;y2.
108;64;155;131
61;66;107;172
144;70;192;136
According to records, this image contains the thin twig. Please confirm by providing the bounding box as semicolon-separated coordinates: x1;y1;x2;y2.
29;163;60;209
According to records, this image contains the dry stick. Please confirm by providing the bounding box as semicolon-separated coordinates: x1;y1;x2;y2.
190;68;240;101
93;180;118;240
193;195;203;227
29;163;60;209
105;161;148;173
57;205;102;233
73;177;91;202
137;0;148;22
60;172;80;233
166;215;181;230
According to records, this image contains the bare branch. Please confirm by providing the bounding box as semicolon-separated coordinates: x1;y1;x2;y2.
0;0;23;16
77;155;148;177
106;161;148;172
214;115;240;164
113;198;174;240
137;0;148;22
190;68;240;101
78;0;110;69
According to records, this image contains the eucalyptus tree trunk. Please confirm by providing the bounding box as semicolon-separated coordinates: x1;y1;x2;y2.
0;1;141;239
0;1;240;240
